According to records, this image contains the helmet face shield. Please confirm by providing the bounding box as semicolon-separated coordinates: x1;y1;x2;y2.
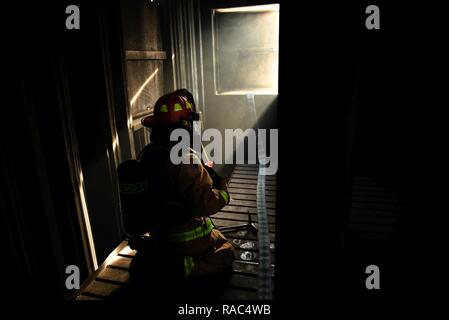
188;111;200;122
192;116;202;136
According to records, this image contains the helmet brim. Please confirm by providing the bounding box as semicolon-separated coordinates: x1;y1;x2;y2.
141;115;155;127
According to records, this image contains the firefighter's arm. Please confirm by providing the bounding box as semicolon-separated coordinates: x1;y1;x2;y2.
176;155;230;216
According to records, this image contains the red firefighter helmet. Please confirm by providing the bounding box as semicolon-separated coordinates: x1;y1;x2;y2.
141;89;199;128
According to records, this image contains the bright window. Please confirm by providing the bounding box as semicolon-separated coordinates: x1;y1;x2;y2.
212;4;280;95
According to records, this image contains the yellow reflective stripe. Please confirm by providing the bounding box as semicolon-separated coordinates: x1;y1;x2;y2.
219;189;229;204
186;101;192;109
184;256;195;277
119;180;149;194
160;104;168;112
168;217;214;242
174;103;182;112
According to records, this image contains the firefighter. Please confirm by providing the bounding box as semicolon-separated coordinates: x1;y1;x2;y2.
124;89;234;299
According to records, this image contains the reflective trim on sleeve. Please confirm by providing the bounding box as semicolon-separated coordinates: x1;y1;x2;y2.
219;189;230;205
167;217;214;242
118;180;149;194
184;256;195;277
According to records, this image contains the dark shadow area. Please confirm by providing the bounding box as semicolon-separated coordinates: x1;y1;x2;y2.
118;251;233;302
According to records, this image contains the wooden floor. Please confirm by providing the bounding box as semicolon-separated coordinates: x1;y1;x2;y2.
74;165;276;300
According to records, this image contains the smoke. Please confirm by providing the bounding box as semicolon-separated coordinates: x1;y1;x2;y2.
213;5;279;95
